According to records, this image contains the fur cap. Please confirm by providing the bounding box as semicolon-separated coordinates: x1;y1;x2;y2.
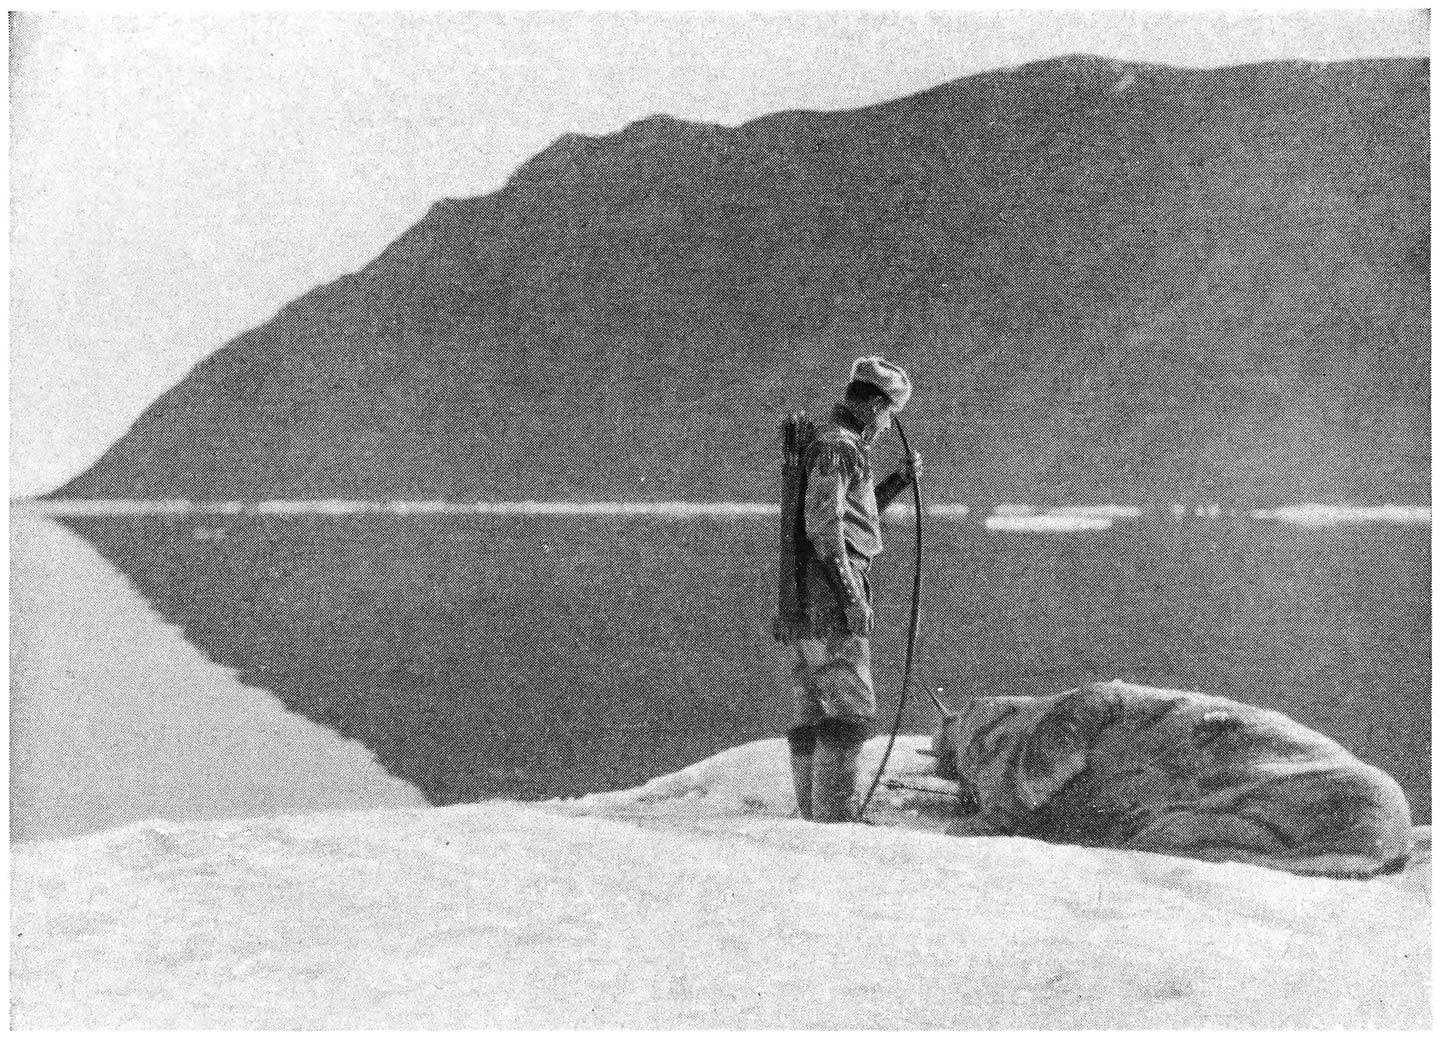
849;355;912;410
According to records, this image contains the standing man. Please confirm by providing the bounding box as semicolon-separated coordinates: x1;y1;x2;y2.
786;356;920;822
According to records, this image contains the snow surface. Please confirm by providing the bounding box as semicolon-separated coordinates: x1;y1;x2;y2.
12;502;1430;1028
11;738;1430;1030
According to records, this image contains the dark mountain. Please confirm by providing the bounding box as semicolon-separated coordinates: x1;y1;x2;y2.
53;56;1429;505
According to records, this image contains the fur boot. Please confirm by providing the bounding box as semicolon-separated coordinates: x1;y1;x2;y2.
811;719;868;823
787;725;818;820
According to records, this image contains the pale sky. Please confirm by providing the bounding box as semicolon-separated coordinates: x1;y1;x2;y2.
7;7;1429;496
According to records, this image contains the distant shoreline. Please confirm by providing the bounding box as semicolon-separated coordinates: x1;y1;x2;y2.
13;498;1430;529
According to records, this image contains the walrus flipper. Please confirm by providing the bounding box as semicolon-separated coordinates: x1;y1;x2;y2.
1016;687;1119;811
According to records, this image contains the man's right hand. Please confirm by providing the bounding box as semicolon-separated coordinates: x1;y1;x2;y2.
900;450;923;484
845;601;874;636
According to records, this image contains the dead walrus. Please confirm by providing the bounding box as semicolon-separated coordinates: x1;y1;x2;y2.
911;679;1412;878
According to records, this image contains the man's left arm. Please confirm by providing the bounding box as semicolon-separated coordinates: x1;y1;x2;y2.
876;451;922;513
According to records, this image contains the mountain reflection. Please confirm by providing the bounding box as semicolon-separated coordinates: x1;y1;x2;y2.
56;511;793;805
55;510;1431;820
11;512;428;839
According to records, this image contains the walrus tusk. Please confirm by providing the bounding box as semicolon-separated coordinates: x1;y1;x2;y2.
883;776;967;799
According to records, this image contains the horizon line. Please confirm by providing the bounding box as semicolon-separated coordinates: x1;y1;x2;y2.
12;498;1431;529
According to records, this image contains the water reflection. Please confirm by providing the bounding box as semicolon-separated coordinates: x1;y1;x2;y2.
51;509;794;808
26;504;1433;823
10;511;426;841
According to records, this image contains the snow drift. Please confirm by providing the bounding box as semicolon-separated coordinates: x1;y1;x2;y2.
11;738;1429;1030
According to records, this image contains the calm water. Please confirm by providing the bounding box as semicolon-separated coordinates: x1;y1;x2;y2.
44;510;1432;822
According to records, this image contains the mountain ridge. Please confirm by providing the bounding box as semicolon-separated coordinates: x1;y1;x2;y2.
53;55;1429;504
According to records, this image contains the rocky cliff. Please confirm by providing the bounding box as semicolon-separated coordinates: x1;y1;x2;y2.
53;56;1429;504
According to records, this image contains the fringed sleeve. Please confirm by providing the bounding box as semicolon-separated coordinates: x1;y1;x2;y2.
803;439;859;561
805;438;865;485
802;437;866;610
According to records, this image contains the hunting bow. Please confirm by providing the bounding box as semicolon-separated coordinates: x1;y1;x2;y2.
857;414;924;821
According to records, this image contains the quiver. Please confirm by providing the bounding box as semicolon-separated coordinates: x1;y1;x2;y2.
773;411;815;643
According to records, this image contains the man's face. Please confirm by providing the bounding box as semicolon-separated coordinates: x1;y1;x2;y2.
864;401;893;439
